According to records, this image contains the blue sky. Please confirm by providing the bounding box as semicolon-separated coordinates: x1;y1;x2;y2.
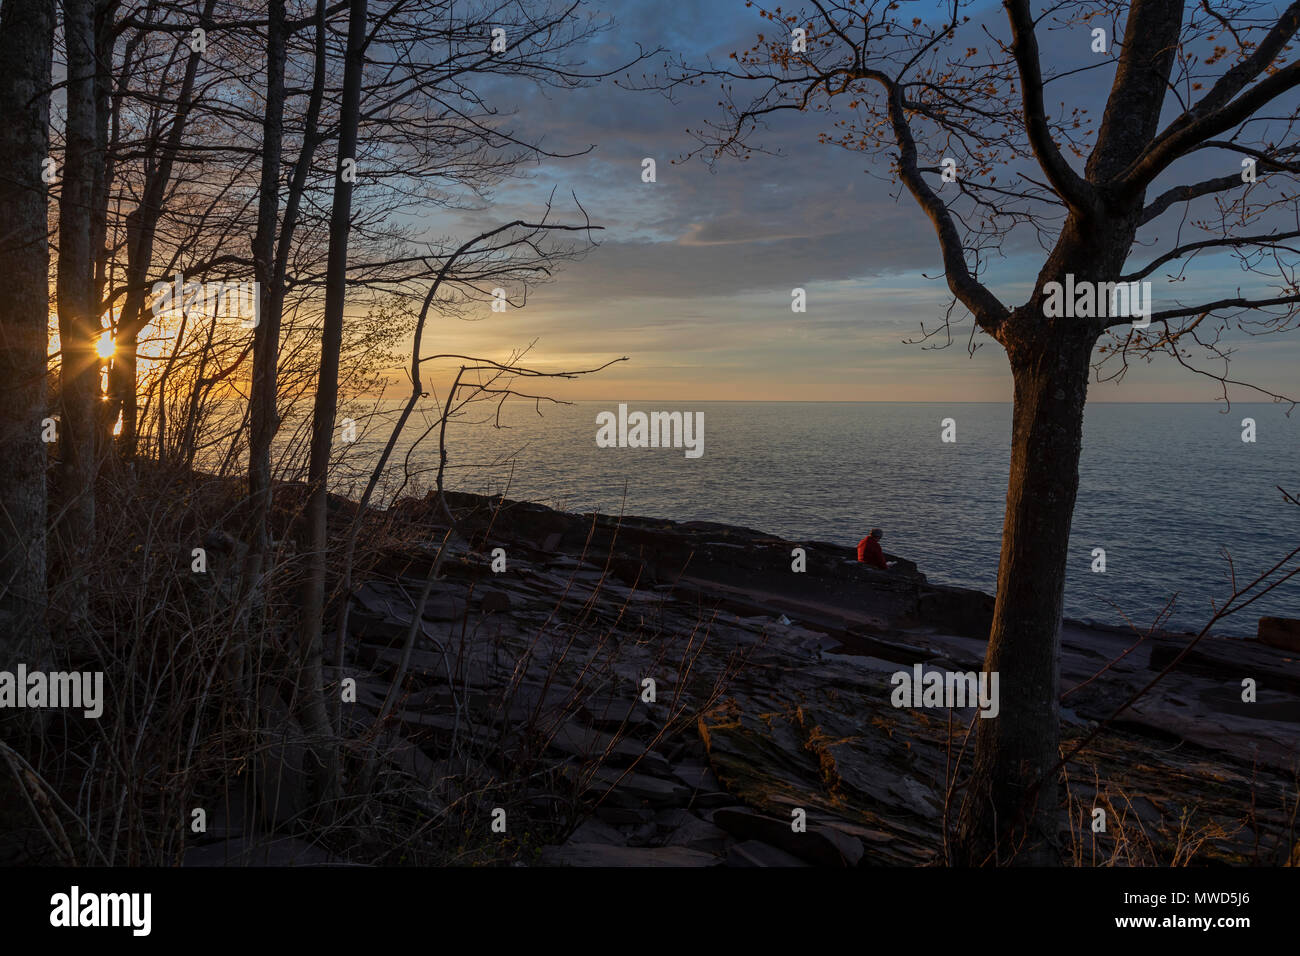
405;0;1300;404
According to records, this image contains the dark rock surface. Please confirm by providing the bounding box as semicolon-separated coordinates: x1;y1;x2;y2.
1259;616;1300;654
287;490;1299;866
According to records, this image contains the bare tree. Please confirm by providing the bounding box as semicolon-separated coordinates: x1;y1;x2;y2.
298;0;369;801
246;0;328;593
666;0;1300;863
54;0;104;626
105;0;217;454
0;0;57;663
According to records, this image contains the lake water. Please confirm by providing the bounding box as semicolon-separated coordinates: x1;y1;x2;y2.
341;401;1300;636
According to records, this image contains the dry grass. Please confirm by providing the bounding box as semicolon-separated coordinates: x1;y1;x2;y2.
1;461;738;866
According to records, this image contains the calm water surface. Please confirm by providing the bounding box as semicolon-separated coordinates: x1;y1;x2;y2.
339;401;1300;636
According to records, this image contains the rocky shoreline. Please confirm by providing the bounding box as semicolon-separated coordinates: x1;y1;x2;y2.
188;490;1300;866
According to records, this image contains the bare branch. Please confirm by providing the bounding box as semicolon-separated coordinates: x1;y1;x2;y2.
1004;0;1094;212
1122;230;1300;281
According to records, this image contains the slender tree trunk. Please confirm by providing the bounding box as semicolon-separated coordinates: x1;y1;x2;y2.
298;0;368;801
89;0;114;369
112;332;137;451
90;0;114;311
0;0;56;665
245;0;326;587
245;0;287;589
54;0;101;628
954;322;1093;865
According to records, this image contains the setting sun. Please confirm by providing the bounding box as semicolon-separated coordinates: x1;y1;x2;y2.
96;331;115;360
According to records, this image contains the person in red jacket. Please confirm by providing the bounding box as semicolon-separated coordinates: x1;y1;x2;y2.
857;527;890;569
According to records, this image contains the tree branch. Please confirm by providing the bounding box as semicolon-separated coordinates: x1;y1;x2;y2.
1110;292;1300;329
1122;230;1300;281
1004;0;1094;212
874;70;1009;335
1123;12;1300;194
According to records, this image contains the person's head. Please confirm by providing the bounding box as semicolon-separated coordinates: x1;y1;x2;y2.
870;527;883;540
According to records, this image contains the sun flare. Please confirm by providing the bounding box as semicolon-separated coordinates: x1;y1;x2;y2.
96;331;115;360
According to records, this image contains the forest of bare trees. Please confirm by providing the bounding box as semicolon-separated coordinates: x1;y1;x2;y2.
0;0;639;862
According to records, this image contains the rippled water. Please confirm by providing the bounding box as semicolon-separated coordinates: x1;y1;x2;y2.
344;401;1300;636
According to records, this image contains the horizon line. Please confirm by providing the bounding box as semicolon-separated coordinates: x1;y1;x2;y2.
478;398;1284;405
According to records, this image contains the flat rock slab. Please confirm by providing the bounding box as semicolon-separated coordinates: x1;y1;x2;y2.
726;840;810;867
565;817;628;847
183;836;338;867
547;720;671;776
540;844;719;867
712;806;864;866
698;696;948;865
587;767;691;806
1258;617;1300;653
671;760;722;791
662;815;730;852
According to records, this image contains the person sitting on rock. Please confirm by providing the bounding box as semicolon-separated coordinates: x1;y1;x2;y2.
857;527;893;569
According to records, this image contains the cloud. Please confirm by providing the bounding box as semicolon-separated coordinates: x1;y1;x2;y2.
395;0;1300;402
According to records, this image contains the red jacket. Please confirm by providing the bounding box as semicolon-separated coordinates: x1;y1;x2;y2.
857;535;887;569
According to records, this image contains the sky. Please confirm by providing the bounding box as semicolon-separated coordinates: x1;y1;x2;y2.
396;0;1300;405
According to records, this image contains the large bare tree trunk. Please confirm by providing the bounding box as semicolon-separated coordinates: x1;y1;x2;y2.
0;0;56;663
54;0;101;627
298;0;368;801
954;322;1094;865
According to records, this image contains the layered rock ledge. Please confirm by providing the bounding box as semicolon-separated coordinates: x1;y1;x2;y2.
190;490;1300;866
